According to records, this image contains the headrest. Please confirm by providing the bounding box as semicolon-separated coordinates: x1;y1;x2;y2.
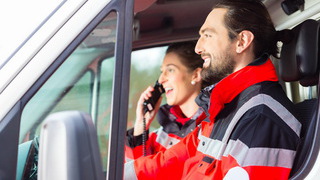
279;19;320;86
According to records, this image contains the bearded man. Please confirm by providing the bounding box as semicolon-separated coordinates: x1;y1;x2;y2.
124;0;301;179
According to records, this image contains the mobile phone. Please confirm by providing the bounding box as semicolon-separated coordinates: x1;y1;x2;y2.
143;80;165;114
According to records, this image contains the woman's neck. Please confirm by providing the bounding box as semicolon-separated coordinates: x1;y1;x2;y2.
179;93;200;118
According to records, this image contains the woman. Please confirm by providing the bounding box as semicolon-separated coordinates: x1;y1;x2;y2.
125;41;209;161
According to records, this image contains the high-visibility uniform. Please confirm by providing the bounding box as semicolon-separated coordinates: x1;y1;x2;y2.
124;56;301;180
125;104;207;162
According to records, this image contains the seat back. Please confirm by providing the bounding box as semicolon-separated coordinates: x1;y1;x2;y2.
279;19;319;86
37;111;104;180
279;19;320;178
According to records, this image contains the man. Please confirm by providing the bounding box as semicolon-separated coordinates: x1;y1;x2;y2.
124;0;301;179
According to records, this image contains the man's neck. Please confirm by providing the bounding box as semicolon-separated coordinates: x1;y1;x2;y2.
233;49;255;72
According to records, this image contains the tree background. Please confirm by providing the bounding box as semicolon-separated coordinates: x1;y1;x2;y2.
128;46;167;131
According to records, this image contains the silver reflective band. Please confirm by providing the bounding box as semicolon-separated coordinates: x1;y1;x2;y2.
197;134;225;160
155;127;181;149
225;140;295;168
124;160;138;180
222;94;301;144
197;94;301;163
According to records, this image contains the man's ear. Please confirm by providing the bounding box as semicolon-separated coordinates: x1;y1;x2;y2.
235;30;254;54
192;67;202;83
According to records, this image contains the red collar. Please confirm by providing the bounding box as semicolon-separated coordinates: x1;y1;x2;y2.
170;105;206;125
170;106;190;125
208;59;278;122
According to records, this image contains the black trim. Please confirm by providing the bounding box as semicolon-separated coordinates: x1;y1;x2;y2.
210;81;300;151
106;0;134;179
126;128;149;148
157;105;198;137
231;105;300;150
202;156;214;164
0;102;22;179
196;85;213;117
290;97;320;179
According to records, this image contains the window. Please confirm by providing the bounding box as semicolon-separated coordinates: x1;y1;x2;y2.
18;11;118;175
97;57;115;169
127;46;167;131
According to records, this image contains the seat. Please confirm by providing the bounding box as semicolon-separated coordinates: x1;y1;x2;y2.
278;19;320;179
37;111;104;180
16;137;39;180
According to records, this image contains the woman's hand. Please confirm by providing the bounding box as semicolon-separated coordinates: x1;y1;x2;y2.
133;86;163;136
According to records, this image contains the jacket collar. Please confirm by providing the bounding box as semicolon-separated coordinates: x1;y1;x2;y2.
195;84;215;118
158;104;206;127
207;55;278;122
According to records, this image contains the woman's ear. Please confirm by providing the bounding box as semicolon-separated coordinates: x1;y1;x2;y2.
235;30;254;54
192;67;202;83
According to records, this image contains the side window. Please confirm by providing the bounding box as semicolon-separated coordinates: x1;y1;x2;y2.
97;57;115;169
18;11;117;178
127;47;167;131
20;71;93;142
51;71;93;114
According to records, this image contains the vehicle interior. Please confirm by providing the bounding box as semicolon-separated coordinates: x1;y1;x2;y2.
7;0;320;179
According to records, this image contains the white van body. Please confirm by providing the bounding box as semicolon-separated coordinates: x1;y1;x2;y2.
0;0;320;179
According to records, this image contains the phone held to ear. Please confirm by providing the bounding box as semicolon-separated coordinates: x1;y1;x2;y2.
143;80;165;114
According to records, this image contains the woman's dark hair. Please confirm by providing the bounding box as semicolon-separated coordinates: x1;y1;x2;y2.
166;41;210;88
215;0;281;58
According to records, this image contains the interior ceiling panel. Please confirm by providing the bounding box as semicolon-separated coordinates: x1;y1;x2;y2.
132;0;273;49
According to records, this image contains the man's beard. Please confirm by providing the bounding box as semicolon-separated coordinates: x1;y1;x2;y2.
201;51;235;85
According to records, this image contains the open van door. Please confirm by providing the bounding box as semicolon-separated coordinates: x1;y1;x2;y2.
1;0;320;179
0;0;133;179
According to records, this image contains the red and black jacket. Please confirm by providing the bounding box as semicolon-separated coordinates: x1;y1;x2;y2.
125;104;207;162
124;55;301;179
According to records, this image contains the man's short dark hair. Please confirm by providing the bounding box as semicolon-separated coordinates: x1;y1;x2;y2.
215;0;279;58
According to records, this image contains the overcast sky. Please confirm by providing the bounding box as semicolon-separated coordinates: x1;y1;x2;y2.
131;46;167;72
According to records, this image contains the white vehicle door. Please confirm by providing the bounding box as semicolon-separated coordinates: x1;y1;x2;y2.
0;0;133;179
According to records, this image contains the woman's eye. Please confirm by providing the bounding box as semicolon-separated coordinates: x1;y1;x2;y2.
167;68;174;73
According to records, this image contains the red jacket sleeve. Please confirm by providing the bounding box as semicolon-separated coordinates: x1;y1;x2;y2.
125;128;164;162
124;126;200;179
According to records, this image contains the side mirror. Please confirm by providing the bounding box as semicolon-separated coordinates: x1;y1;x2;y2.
38;111;104;180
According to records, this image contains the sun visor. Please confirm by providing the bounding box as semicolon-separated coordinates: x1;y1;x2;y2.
134;0;156;13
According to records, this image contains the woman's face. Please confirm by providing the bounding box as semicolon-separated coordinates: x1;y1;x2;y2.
158;52;199;106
